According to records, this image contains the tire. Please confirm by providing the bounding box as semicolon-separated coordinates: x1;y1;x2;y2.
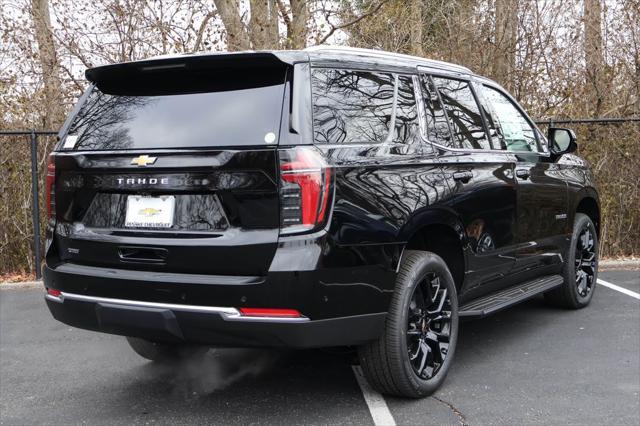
358;250;459;398
125;337;208;362
545;213;599;309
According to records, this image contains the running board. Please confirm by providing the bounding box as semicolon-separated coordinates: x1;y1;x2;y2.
459;275;564;319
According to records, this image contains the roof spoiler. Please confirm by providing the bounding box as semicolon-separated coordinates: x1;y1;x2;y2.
85;51;300;95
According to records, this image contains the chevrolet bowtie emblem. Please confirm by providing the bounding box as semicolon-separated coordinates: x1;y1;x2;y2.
131;155;157;167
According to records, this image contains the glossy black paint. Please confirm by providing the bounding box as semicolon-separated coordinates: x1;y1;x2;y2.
511;154;568;273
50;149;281;276
44;49;600;348
436;150;518;292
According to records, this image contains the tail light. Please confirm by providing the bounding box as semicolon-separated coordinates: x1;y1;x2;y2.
279;147;332;234
45;155;56;219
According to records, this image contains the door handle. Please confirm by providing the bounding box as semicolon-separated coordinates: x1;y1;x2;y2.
452;171;473;183
515;169;530;180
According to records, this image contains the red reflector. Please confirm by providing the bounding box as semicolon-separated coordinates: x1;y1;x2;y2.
239;308;302;318
47;288;61;297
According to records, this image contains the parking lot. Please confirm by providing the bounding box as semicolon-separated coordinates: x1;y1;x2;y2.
1;269;638;425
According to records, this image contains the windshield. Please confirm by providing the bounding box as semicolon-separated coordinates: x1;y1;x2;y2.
63;77;286;150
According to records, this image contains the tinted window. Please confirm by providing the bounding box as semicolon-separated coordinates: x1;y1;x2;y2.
393;76;420;144
420;75;454;147
481;85;538;152
64;80;286;150
312;69;394;144
472;83;503;150
432;77;490;150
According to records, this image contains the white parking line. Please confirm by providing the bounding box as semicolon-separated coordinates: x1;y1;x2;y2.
597;278;640;300
352;366;396;426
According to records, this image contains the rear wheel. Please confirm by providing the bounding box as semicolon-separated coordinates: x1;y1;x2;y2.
126;337;208;362
358;250;459;398
545;213;599;309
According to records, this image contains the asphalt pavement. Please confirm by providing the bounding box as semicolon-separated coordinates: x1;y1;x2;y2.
1;269;638;425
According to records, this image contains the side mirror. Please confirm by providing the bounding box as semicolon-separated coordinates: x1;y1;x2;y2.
548;127;577;155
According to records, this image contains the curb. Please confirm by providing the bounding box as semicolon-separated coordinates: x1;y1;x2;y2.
599;259;640;269
0;280;42;290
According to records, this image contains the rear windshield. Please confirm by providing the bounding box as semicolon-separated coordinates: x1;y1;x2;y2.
63;72;286;150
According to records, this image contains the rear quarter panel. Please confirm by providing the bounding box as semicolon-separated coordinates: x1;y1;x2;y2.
284;143;455;318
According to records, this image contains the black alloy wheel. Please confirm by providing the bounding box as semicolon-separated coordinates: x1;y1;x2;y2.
545;213;598;309
358;250;459;398
574;225;596;298
407;272;452;380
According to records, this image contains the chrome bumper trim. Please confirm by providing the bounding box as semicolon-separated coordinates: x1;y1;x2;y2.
45;291;309;323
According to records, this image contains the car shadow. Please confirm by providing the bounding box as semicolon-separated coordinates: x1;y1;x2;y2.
454;294;569;366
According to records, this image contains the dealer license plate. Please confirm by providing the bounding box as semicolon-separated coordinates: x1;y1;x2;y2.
124;195;175;228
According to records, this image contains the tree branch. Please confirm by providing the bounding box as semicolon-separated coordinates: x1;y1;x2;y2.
315;0;389;46
193;10;216;52
276;0;292;30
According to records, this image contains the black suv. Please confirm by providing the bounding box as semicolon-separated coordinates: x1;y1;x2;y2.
43;47;600;398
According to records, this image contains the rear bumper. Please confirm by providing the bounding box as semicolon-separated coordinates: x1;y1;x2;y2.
43;233;399;347
44;290;386;349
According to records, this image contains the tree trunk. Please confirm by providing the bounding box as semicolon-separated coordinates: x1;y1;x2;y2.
493;0;518;92
30;0;64;129
288;0;309;49
636;53;640;116
410;0;423;56
446;0;475;67
584;0;604;116
213;0;251;51
249;0;279;49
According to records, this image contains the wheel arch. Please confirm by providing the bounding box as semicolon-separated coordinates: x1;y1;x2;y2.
575;192;600;237
398;208;467;292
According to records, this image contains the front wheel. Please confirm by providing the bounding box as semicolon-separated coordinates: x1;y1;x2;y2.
545;213;599;309
358;250;459;398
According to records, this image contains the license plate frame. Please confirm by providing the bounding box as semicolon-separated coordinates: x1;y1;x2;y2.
124;195;175;229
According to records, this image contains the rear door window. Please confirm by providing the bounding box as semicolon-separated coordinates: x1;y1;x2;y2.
311;69;423;145
393;75;421;144
419;75;455;148
63;74;286;150
431;77;491;150
311;69;395;144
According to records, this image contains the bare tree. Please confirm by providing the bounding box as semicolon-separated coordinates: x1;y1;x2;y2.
30;0;64;128
213;0;252;51
278;0;309;49
493;0;518;92
584;0;604;116
634;3;640;117
410;0;423;56
249;0;279;49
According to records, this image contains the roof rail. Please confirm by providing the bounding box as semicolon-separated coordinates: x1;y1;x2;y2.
304;45;472;73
